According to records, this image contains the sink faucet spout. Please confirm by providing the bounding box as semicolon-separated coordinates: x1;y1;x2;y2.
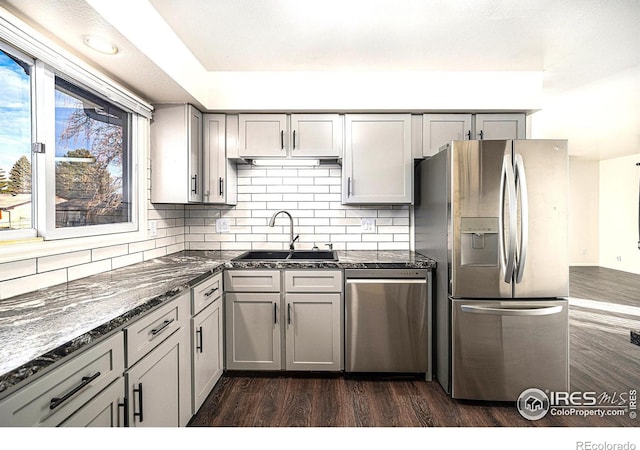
268;210;298;250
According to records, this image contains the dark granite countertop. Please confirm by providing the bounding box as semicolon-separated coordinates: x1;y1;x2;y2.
0;250;434;398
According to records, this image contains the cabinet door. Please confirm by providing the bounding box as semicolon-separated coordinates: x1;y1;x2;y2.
474;113;525;140
203;114;237;205
285;293;342;371
343;114;412;204
290;114;342;157
225;293;281;370
151;104;203;203
422;114;472;157
191;298;224;414
126;327;191;427
188;105;203;202
59;378;125;427
238;114;288;158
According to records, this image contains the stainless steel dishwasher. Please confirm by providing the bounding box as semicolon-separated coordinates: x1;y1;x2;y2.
345;268;432;379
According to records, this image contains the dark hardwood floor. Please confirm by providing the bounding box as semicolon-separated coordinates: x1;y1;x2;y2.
189;266;640;427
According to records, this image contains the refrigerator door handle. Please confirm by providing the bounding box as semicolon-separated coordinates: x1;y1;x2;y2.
514;153;529;283
499;154;517;283
460;304;563;316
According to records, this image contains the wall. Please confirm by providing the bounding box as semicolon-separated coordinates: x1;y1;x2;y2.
568;157;599;266
184;163;410;251
599;153;640;274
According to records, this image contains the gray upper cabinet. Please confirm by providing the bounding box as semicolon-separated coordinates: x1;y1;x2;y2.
422;113;526;157
289;114;342;158
474;113;525;140
151;104;203;203
203;114;237;205
422;114;473;157
238;113;342;159
238;114;288;158
343;114;412;204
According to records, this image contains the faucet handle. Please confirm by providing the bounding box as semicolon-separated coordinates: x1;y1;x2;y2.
290;235;300;250
325;243;333;250
312;242;319;251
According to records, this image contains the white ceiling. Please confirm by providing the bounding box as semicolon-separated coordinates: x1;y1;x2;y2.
1;0;639;159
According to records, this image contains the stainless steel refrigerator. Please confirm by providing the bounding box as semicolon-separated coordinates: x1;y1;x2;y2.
415;139;570;401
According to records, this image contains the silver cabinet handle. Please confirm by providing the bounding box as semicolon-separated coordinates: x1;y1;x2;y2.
133;383;143;423
191;174;198;194
150;318;174;336
49;372;101;410
499;153;517;283
461;305;563;316
196;326;203;353
514;153;529;283
204;286;219;297
219;177;224;197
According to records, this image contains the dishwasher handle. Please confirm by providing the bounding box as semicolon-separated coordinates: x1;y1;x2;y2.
460;305;563;316
346;278;427;285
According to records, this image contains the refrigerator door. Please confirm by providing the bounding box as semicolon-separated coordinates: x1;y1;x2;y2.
512;140;569;298
451;298;569;401
451;140;513;299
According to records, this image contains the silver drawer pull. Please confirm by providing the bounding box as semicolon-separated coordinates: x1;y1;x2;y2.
204;286;219;297
150;318;175;336
50;372;101;410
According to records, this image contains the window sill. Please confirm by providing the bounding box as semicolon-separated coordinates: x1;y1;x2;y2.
0;237;44;247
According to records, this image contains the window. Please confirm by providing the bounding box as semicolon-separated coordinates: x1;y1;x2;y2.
0;45;33;238
0;34;146;243
54;77;131;229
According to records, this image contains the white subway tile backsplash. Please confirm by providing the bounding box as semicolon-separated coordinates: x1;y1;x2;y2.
112;252;143;270
92;244;129;261
68;260;112;282
0;259;36;282
143;247;167;261
38;250;91;273
129;240;156;254
181;165;410;252
0;269;67;300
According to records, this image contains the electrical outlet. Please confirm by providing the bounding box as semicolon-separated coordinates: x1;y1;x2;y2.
361;218;375;232
216;218;230;233
616;256;622;262
149;220;158;238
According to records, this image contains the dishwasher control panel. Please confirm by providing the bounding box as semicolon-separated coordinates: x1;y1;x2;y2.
344;268;429;279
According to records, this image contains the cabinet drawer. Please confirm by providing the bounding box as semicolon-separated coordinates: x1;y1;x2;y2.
125;291;189;368
192;272;222;315
285;270;343;293
224;270;280;292
0;332;124;427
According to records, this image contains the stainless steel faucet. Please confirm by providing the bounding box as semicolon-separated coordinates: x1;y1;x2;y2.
268;210;299;250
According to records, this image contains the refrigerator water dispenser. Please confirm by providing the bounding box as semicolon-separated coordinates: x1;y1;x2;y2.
460;217;499;266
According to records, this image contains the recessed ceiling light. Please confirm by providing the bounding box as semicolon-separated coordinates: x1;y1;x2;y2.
82;35;118;55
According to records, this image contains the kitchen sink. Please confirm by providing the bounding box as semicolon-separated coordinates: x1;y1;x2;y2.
232;249;338;261
287;250;337;260
232;250;291;260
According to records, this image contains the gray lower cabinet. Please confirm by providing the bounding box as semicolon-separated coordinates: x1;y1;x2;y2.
0;332;125;427
124;291;191;427
58;377;125;427
225;269;343;371
191;273;224;414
